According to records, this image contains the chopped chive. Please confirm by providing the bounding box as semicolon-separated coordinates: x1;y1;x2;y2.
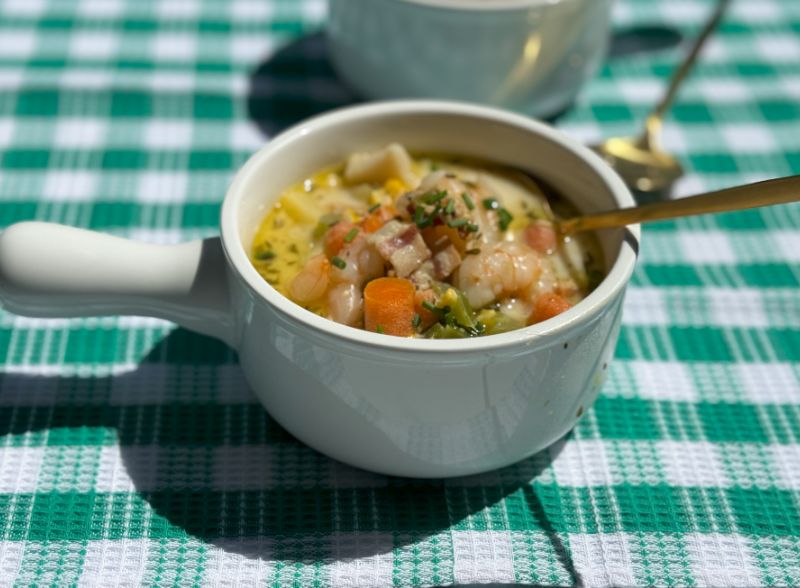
412;313;421;328
482;198;499;210
444;199;455;215
421;301;439;314
331;256;346;270
414;206;431;228
462;192;475;210
497;208;513;231
255;250;276;261
465;248;481;255
465;223;480;232
421;190;447;205
368;202;381;213
376;325;385;334
344;227;359;243
447;218;467;228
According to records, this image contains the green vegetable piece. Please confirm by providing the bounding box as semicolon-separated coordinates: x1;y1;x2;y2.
476;309;525;335
482;198;499;210
254;250;276;261
462;192;475;210
497;208;513;231
444;199;455;215
420;190;447;205
368;202;381;213
439;287;476;329
424;323;469;339
413;206;432;228
376;325;385;334
447;218;467;228
331;256;346;270
344;227;359;243
412;313;421;328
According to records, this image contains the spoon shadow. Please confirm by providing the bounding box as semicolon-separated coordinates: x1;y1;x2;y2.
0;328;576;576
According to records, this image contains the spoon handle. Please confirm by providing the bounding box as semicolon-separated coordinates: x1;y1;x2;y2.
560;175;800;234
650;0;731;124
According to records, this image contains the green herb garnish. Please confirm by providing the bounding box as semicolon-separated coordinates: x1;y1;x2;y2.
255;250;276;261
447;218;467;228
412;313;421;328
465;223;480;232
482;198;499;210
444;199;455;215
420;190;447;205
344;228;359;243
331;256;346;269
421;300;438;314
462;192;475;210
414;206;431;228
465;248;481;255
422;301;450;317
368;202;381;213
376;325;385;334
497;208;513;231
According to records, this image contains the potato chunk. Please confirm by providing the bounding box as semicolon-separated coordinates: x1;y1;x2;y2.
344;143;415;187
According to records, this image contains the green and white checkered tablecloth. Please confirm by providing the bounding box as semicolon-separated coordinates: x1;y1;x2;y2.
0;0;799;585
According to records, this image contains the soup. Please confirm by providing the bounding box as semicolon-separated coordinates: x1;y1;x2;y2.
250;144;603;338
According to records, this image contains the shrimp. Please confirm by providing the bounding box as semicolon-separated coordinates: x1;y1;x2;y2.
328;282;363;327
455;242;540;308
288;254;330;303
330;235;385;287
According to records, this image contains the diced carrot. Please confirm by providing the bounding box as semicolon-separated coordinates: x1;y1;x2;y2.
524;221;557;254
421;225;467;254
324;220;356;257
531;292;572;324
364;277;416;336
360;205;396;233
414;289;439;330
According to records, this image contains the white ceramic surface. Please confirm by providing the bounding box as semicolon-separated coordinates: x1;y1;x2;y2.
327;0;614;118
0;101;638;477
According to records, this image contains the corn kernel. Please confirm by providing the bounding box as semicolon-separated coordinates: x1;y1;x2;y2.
384;178;406;198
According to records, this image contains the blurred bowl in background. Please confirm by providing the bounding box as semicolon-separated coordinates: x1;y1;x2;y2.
327;0;613;118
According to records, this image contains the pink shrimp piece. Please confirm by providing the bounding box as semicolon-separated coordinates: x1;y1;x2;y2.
288;254;330;303
328;282;363;326
455;242;541;308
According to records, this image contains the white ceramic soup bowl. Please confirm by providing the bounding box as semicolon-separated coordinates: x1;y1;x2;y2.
0;101;637;478
327;0;614;118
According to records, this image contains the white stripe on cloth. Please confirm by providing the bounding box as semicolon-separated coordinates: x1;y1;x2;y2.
657;440;730;488
451;531;516;585
737;362;800;404
569;533;636;588
685;534;762;588
77;540;151;588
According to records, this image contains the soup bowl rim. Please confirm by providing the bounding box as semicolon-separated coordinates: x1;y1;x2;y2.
220;100;638;354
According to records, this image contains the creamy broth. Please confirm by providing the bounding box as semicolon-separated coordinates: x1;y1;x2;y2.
251;144;603;338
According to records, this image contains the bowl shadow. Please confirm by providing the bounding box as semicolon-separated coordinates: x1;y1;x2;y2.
0;328;576;578
246;32;362;138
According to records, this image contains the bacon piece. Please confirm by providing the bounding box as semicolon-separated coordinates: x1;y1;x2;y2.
431;244;461;279
367;220;431;278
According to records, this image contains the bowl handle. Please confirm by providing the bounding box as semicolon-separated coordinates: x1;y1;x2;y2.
0;222;234;346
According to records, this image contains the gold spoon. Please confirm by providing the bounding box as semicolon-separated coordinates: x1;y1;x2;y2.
559;175;800;234
592;0;731;194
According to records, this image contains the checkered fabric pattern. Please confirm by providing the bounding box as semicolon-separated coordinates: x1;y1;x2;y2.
0;0;798;585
